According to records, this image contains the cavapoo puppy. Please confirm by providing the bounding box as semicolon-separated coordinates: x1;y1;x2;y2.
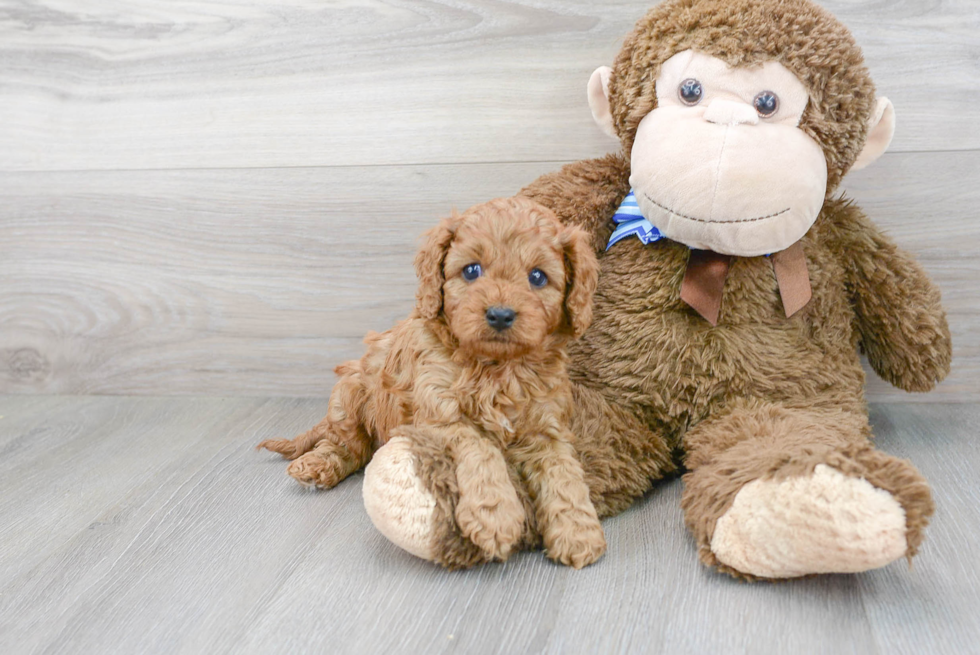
258;196;605;568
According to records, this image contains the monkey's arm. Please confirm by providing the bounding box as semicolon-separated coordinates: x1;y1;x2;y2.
829;201;952;392
520;153;632;253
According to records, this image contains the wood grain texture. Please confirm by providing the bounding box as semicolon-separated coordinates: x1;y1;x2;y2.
0;0;978;172
1;151;977;399
1;0;977;399
0;397;977;654
2;3;977;651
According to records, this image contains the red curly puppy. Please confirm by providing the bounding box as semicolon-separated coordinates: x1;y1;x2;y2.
258;196;604;568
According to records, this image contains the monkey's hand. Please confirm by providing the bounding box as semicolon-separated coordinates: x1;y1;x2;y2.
835;204;952;392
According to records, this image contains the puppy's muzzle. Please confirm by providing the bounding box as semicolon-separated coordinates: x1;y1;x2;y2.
485;306;516;332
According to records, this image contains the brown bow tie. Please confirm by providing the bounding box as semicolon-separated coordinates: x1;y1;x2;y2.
679;242;811;326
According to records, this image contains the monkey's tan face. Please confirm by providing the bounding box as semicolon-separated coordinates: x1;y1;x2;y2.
629;50;828;256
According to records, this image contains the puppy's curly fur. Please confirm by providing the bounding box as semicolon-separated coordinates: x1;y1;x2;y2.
258;196;605;568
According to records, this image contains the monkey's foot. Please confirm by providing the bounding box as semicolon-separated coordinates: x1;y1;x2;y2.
362;437;438;561
710;464;908;578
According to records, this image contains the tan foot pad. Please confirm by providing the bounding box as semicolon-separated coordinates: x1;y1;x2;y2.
711;464;907;578
363;437;437;561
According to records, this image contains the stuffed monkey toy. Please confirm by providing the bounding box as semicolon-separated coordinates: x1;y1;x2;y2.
361;0;952;579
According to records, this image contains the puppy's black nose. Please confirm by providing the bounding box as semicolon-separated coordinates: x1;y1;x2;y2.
486;306;516;331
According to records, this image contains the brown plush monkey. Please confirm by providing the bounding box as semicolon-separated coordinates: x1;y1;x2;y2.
362;0;952;579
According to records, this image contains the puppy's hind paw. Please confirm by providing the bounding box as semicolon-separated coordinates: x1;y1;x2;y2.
544;515;607;569
455;489;526;562
287;452;345;489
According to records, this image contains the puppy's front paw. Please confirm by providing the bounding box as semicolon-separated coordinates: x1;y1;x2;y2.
543;512;607;569
455;487;526;561
287;451;345;489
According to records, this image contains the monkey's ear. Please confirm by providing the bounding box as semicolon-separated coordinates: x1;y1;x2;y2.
414;214;459;320
588;66;618;140
851;97;895;171
561;225;600;338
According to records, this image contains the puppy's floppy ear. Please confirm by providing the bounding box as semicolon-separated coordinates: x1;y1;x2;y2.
414;213;460;319
561;225;600;338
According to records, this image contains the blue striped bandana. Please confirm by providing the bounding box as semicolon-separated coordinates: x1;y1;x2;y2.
606;190;663;250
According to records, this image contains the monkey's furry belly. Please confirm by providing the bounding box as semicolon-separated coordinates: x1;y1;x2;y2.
568;235;867;436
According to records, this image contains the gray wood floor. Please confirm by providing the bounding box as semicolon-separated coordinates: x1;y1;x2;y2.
1;396;977;655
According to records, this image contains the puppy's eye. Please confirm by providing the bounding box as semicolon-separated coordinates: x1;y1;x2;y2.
528;268;548;288
462;263;482;282
678;79;703;106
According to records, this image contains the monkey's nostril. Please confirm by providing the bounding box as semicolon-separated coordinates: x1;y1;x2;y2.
485;307;517;331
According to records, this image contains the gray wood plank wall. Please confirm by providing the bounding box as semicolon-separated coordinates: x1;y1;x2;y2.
1;0;978;399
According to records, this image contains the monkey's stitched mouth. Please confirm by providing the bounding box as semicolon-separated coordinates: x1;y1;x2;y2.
642;192;790;225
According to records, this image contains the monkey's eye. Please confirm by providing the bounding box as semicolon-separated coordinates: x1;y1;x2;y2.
753;91;779;117
462;263;482;282
528;268;548;288
678;79;703;106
